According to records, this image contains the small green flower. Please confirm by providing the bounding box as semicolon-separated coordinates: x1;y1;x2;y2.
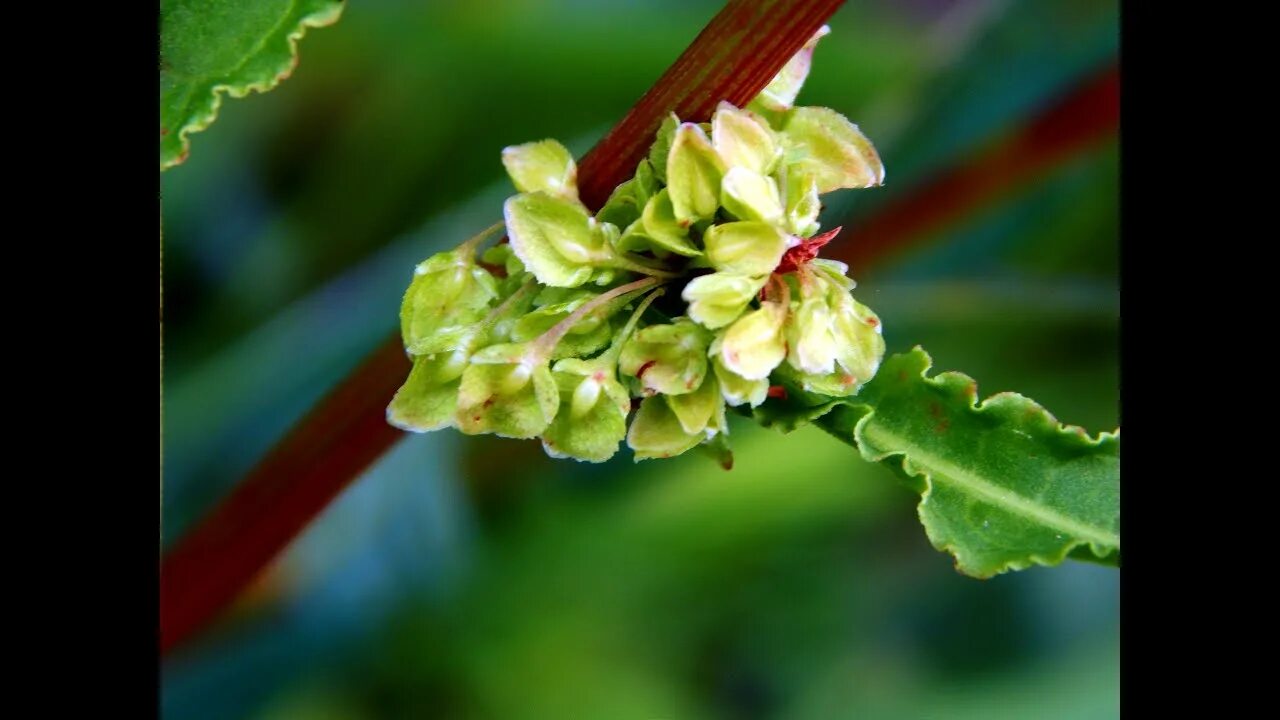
400;223;502;355
720;167;784;224
665;372;726;437
711;101;779;176
387;328;483;432
501;139;578;201
391;281;538;432
455;342;562;439
781;106;884;193
785;287;838;376
504;192;674;288
665;121;726;224
626;395;706;461
682;272;768;330
541;289;664;462
638;188;702;257
711;354;769;408
713;289;789;381
648;114;679;182
782;168;821;237
703;221;790;275
456;277;662;438
619;318;713;396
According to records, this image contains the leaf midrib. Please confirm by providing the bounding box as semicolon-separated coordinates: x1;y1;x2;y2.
860;423;1119;549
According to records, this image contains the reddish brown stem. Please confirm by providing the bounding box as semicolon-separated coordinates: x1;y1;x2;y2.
161;0;849;656
577;0;847;209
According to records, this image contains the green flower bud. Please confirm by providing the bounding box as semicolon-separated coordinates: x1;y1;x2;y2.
640;188;703;257
626;395;705;461
541;289;664;462
781;106;884;193
830;289;885;388
511;291;614;360
481;242;527;279
649;114;679;182
783;168;821;238
387;326;486;432
666;122;726;224
666;372;725;436
703;221;790;276
721;166;784;224
455;342;560;439
681;272;767;330
501;139;578;200
400;225;503;355
505;192;675;288
504;192;607;287
753;25;829;113
785;293;838;375
634;158;660;207
810;258;854;291
541;357;633;462
619;318;712;396
711;101;780;176
714;297;787;381
711;354;769;408
595;178;642;230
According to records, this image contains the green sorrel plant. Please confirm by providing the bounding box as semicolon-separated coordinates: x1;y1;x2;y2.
388;27;1120;578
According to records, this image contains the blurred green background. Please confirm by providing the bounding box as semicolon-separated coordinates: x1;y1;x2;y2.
160;0;1119;718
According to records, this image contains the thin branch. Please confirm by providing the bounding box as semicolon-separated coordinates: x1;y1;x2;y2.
161;0;849;656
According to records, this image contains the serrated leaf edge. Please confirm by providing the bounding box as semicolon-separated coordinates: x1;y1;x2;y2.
160;0;346;170
852;346;1119;577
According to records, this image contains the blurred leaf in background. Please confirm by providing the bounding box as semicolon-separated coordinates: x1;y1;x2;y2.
161;0;1118;718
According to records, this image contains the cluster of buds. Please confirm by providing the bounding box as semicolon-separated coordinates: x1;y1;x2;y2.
389;27;886;464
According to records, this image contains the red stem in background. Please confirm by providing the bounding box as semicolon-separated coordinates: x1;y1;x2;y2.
828;64;1119;272
160;0;847;657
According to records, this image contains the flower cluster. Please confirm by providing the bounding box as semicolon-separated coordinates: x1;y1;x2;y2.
388;27;886;463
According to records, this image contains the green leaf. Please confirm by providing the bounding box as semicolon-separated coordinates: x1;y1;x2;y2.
816;348;1120;578
160;0;345;170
